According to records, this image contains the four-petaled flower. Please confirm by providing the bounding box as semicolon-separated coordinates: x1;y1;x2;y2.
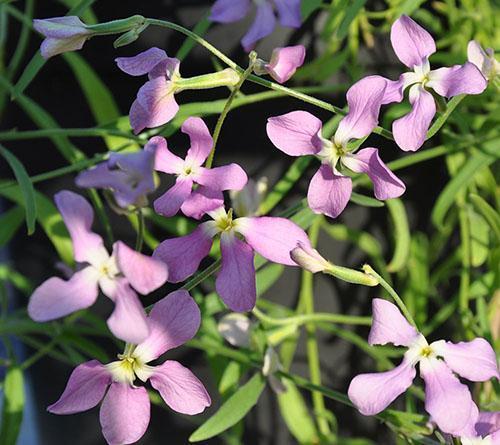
348;299;499;436
254;45;306;84
28;191;168;344
47;290;211;445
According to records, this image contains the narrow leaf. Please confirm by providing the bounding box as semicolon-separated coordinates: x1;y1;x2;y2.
386;199;410;273
0;366;25;445
0;206;24;247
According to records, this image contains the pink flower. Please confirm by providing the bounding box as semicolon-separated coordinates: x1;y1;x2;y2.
210;0;301;51
154;206;311;312
47;290;210;445
267;76;405;218
145;117;248;219
379;15;487;151
254;45;306;83
347;299;499;437
27;191;168;344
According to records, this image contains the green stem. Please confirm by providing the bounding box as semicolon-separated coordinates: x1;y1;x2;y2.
252;307;371;326
135;208;144;252
457;204;472;334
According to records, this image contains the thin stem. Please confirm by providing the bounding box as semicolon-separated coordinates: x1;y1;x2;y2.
135;208;144;252
252;307;371;326
182;259;221;292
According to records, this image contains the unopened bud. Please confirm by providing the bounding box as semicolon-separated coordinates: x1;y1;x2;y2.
218;313;252;348
290;242;330;273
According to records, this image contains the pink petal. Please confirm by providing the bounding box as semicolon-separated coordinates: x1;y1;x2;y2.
266;45;305;83
467;40;491;77
236;216;310;266
274;0;301;28
420;357;479;436
390;15;436;69
342;148;406;200
113;241;168;295
148;361;211;415
100;383;150;445
129;99;149;135
48;360;111;414
241;1;276;52
427;62;487;98
380;75;406;104
334;75;387;144
393;84;436;152
136;77;179;128
193;164;248;191
307;165;352;218
28;266;99;322
115;47;168;76
153;177;193;217
367;298;419;346
210;0;251;23
348;357;416;415
181;186;224;220
54;190;108;266
266;111;323;156
153;224;214;283
476;412;500;437
39;37;87;59
133;290;201;363
183;117;214;167
145;136;184;174
216;233;256;312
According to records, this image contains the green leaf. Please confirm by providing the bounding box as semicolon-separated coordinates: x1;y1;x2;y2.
0;366;25;445
0;145;36;234
469;193;500;241
189;373;266;442
467;208;489;267
301;0;324;21
0;206;24;247
386;199;410;273
335;0;367;40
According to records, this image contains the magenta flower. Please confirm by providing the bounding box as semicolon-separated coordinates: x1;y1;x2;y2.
154;206;311;312
76;150;156;208
348;299;499;436
254;45;305;83
145;117;248;219
267;76;405;218
380;15;487;151
47;290;210;445
28;191;168;344
210;0;301;51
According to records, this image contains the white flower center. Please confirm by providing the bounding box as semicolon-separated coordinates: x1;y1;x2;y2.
106;347;154;385
317;137;344;168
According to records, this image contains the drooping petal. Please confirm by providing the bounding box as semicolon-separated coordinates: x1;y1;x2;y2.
129;99;150;135
431;338;499;382
153;224;214;282
136;77;179;128
341;148;406;200
218;313;252;347
475;412;500;437
148;361;211;415
183;117;214;167
467;40;498;80
390;15;436;69
54;190;108;266
28;266;99;322
420;357;479;436
334;75;387;145
209;0;251;23
348;357;416;415
193;164;248;191
145;136;184;174
147;57;180;81
241;1;276;52
115;47;168;76
181;186;224;220
274;0;301;28
113;241;168;294
265;45;305;83
235;216;310;266
39;37;86;59
153;177;194;217
307;165;352;218
367;298;419;347
133;290;201;363
427;62;487;98
48;360;111;414
100;383;150;445
393;84;436;152
266;111;323;156
216;233;256;312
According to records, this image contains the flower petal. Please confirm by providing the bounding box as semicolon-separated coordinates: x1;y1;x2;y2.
193;164;248;191
390;15;436;69
218;313;252;347
216;233;256;312
475;411;500;437
100;383;150;445
307;165;352;218
148;361;211;415
137;77;179;128
393;84;436;152
133;290;201;363
348;357;416;415
129;99;149;135
145;136;184;174
115;47;168;76
33;16;88;38
235;216;310;266
274;0;301;27
210;0;251;23
183;117;214;167
40;36;87;59
181;186;224;220
467;40;492;78
28;266;99;322
266;45;305;83
342;148;406;200
241;1;276;52
427;62;487;98
48;360;111;414
266;111;323;156
153;177;194;217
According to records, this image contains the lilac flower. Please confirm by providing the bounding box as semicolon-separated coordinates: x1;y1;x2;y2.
210;0;301;51
145;117;248;219
467;41;500;82
347;299;499;436
254;45;306;83
154;206;311;312
28;191;168;344
76;150;156;208
379;15;487;151
47;290;210;445
267;76;405;218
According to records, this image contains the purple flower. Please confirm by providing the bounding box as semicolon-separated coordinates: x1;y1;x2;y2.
28;191;168;344
254;45;306;83
76;150;156;208
47;290;210;445
153;206;311;312
467;40;500;82
210;0;301;51
347;299;499;437
380;15;487;151
145;117;248;219
267;76;405;218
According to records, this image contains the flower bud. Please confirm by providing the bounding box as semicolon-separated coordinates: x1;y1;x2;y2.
218;313;252;348
253;45;305;84
290;242;331;273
